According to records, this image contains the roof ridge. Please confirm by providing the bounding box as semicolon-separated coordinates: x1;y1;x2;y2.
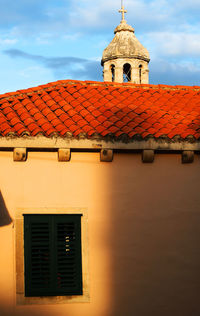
1;79;200;101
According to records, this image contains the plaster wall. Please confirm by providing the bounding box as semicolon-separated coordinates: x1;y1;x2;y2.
0;151;200;316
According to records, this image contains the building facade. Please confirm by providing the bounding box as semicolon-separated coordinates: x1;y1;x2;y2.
0;4;200;316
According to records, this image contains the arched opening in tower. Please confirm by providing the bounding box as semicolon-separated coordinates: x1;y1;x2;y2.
123;63;131;82
139;65;142;84
111;64;115;82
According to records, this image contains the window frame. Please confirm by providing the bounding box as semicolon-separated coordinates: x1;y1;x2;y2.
123;63;131;82
15;208;89;305
110;64;115;82
139;64;142;84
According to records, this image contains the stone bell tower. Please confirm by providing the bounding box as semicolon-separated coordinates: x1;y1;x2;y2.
101;2;150;84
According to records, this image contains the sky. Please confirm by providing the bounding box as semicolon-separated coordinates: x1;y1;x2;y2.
1;0;200;93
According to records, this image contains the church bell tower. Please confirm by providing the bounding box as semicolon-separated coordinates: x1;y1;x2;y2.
101;2;150;84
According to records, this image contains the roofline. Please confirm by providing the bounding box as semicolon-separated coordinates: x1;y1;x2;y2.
1;79;200;101
101;55;150;65
0;136;200;151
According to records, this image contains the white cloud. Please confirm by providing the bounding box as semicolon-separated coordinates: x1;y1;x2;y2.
19;65;51;78
149;57;200;85
0;38;18;46
175;0;200;10
63;33;81;41
67;0;176;32
0;38;17;45
144;31;200;57
128;0;173;23
69;0;118;29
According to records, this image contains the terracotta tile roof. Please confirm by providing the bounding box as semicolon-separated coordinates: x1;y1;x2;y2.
1;79;200;141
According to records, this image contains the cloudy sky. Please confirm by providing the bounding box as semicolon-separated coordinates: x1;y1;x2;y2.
1;0;200;93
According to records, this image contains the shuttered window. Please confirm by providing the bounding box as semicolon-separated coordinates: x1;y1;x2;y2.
23;214;82;297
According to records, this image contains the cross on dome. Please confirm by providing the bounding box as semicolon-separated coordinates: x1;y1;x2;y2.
119;0;127;21
102;0;150;84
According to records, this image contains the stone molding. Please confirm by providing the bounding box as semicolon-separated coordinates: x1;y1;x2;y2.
0;136;199;151
14;207;90;305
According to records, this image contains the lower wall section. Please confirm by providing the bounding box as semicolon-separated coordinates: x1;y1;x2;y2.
0;151;200;316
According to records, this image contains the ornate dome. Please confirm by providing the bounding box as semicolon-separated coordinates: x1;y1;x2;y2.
101;4;150;84
101;20;150;65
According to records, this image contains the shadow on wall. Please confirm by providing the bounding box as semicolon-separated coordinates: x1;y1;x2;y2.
0;191;12;227
107;154;200;316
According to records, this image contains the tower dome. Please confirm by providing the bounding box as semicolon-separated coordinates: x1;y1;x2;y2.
101;4;150;84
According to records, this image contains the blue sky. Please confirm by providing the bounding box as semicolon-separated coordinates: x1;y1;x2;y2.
1;0;200;93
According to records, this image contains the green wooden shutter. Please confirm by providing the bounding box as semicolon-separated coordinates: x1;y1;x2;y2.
24;214;82;296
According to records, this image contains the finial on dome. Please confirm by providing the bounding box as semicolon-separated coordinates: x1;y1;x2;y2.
119;0;127;22
101;0;150;84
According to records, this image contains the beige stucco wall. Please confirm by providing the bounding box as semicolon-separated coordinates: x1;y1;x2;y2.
0;151;200;316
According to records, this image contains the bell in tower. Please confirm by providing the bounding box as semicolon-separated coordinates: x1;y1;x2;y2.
101;2;150;84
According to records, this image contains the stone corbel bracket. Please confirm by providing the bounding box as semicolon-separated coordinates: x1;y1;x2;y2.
58;148;71;162
13;148;27;162
182;150;194;163
100;149;113;162
142;149;154;163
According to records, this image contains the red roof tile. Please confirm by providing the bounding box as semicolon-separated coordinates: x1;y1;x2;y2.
1;80;200;141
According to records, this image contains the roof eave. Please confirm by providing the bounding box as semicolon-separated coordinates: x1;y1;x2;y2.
0;136;199;151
